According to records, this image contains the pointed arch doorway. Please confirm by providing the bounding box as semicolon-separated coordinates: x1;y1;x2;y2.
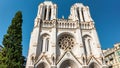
36;62;49;68
89;62;100;68
60;59;78;68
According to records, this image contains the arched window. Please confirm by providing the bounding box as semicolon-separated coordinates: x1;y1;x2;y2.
41;39;43;52
45;38;49;51
77;8;80;20
48;7;51;20
81;8;85;22
44;7;47;20
88;39;92;54
83;35;92;56
83;38;87;55
41;34;50;52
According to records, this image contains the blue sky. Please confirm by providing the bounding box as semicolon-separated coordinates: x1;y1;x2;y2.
0;0;120;57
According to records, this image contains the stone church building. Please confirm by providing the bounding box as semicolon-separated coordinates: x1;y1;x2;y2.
26;1;107;68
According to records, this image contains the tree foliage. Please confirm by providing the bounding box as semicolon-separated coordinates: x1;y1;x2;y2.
0;11;25;68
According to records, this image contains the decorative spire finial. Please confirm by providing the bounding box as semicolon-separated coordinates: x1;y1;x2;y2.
62;15;64;19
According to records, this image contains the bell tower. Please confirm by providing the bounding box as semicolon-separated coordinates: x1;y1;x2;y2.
69;3;93;22
37;1;57;20
26;1;57;68
26;1;108;68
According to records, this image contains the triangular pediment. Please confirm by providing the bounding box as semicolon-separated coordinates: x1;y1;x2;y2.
35;53;51;66
57;51;82;65
87;55;102;65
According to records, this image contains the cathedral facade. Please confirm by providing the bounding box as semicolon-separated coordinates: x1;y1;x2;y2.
26;1;107;68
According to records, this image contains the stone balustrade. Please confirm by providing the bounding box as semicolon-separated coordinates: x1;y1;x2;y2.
57;20;77;29
42;20;94;29
42;20;53;27
80;22;94;29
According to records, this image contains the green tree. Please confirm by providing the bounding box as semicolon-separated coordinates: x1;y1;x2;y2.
0;11;25;68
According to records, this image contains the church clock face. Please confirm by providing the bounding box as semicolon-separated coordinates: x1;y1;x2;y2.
58;35;75;50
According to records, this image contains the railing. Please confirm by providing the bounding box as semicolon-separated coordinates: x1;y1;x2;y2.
57;20;78;28
42;20;94;29
42;20;53;27
80;22;94;29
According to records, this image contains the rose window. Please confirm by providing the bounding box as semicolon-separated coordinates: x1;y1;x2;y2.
58;35;75;50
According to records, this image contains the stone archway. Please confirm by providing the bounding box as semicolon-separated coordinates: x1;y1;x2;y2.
60;59;78;68
36;62;49;68
89;62;100;68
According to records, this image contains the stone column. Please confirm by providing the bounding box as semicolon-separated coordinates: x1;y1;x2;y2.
51;20;57;67
82;7;87;22
75;6;78;20
86;6;93;22
51;4;57;20
42;6;46;20
42;37;46;52
37;4;43;19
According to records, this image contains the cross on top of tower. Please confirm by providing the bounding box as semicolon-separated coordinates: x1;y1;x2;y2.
62;15;64;19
